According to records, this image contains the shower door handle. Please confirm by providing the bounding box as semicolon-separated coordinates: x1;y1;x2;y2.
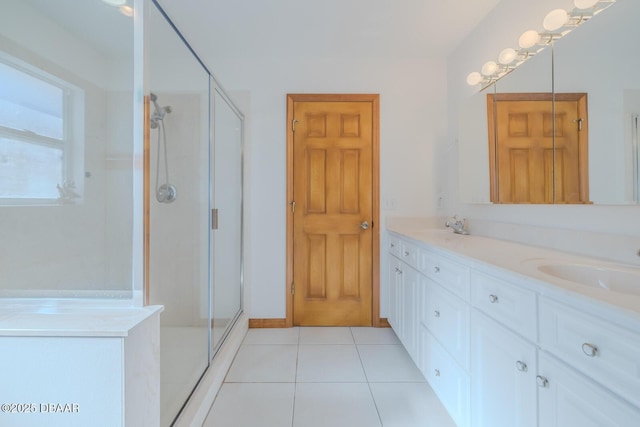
211;208;219;230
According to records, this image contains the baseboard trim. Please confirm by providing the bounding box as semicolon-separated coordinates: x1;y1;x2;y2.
249;318;287;328
249;318;391;328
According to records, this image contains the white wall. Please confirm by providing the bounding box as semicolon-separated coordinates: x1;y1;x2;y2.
207;56;447;318
446;0;640;262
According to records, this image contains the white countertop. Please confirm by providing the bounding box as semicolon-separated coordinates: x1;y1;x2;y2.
0;299;163;337
387;222;640;329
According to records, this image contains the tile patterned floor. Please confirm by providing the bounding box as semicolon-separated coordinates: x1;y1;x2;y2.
203;327;456;427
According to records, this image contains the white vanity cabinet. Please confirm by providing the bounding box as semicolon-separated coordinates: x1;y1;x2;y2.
386;229;640;427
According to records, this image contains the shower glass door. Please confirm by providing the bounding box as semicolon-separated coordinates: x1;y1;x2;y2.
147;3;211;426
211;87;243;353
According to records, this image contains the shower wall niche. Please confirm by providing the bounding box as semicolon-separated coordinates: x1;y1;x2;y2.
146;2;244;426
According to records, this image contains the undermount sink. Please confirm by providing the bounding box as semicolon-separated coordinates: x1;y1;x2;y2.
536;263;640;295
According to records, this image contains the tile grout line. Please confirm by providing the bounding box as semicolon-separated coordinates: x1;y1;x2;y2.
351;327;385;427
291;327;301;427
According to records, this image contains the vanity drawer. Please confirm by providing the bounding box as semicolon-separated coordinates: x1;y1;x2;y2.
388;234;401;258
420;326;470;427
471;271;537;342
421;278;470;370
400;239;419;270
539;297;640;404
420;251;470;302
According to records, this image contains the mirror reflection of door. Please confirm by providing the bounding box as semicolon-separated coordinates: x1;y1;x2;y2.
487;93;590;204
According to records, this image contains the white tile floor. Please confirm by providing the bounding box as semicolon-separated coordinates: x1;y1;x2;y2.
203;327;457;427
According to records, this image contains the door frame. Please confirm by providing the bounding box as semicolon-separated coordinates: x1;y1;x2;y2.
285;93;380;327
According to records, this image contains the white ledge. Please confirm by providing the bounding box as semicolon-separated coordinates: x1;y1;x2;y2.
0;299;163;337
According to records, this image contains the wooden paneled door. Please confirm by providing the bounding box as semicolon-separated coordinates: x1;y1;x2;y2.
487;93;589;204
286;94;380;327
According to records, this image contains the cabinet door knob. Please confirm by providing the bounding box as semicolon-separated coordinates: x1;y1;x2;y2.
390;243;395;248
434;266;440;273
489;294;499;303
581;343;598;357
404;250;410;257
434;310;440;318
536;375;549;388
515;361;527;372
434;369;441;377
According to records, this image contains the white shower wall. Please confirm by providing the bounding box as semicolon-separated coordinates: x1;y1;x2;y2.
148;92;210;326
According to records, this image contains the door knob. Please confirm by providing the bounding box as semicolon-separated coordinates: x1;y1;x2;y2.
360;221;369;230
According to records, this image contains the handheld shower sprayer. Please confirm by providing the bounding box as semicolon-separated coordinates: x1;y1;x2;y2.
150;92;177;203
150;92;172;129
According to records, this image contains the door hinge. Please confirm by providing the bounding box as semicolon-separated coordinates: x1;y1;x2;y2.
292;119;299;132
211;208;219;230
291;282;295;295
289;200;296;213
573;117;584;132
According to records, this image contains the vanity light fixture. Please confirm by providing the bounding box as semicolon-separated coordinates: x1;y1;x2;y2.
466;0;616;87
481;61;498;76
574;0;601;9
119;5;134;17
101;0;126;6
498;48;517;65
543;9;569;32
466;72;484;86
518;30;541;49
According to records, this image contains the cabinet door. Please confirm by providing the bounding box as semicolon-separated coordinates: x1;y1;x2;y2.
538;352;640;427
471;310;537;427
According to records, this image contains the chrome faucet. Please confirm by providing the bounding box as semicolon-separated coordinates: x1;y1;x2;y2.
445;215;469;235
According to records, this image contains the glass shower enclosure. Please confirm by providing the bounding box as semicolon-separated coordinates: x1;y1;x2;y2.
146;2;244;426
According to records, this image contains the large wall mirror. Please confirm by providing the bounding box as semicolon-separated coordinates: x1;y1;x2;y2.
0;0;135;296
459;0;638;205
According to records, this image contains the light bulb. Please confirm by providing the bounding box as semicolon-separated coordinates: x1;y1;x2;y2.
466;72;483;86
543;9;569;31
498;48;517;65
481;61;498;76
102;0;126;5
519;30;541;49
574;0;599;9
119;5;133;16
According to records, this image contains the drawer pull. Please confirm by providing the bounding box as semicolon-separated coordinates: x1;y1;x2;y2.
434;266;440;273
489;294;499;303
515;361;528;372
434;369;441;377
581;343;598;357
536;375;549;388
390;243;395;248
404;250;410;257
434;310;440;318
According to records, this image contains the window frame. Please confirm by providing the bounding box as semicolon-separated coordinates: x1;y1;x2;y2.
0;53;83;206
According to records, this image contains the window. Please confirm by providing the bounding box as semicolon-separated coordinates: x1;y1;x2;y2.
0;54;83;204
